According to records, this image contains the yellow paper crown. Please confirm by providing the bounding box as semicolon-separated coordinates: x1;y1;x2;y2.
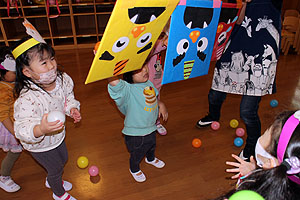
12;38;40;59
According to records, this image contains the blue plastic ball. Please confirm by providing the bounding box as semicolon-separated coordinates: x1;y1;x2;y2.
234;137;244;147
270;99;278;107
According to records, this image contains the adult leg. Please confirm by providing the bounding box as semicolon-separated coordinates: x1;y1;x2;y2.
31;141;68;197
240;95;262;158
196;89;227;127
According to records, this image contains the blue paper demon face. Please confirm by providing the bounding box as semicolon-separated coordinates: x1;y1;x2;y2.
162;0;221;85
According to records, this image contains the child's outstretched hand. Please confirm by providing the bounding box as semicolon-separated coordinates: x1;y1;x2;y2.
225;154;256;179
35;114;64;137
158;101;168;121
70;108;81;123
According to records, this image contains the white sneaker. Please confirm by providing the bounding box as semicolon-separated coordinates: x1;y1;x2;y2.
0;176;20;193
46;179;72;191
145;157;165;168
129;169;146;183
53;192;77;200
156;124;167;135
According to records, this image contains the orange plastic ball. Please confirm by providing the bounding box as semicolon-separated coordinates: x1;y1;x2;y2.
192;138;202;148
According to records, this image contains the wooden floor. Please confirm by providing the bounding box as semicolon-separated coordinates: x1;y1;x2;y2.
1;49;300;200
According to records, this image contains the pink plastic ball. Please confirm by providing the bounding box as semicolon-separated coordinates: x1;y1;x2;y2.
211;121;220;130
236;128;245;137
88;166;99;177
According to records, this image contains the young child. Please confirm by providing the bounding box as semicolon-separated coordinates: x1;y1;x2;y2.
0;46;22;193
147;21;169;135
221;110;300;199
12;36;81;200
108;61;168;183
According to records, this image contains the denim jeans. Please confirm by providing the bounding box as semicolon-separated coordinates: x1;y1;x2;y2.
208;89;261;158
124;131;156;173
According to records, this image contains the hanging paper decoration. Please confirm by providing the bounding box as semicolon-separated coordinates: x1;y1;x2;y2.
211;1;242;61
85;0;179;84
162;0;222;85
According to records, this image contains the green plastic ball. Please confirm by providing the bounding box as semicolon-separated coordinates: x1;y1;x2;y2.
229;190;264;200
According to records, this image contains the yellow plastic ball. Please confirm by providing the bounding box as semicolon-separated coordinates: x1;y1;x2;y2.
77;156;89;169
230;119;239;128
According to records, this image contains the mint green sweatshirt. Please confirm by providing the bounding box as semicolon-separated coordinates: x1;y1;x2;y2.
108;80;158;136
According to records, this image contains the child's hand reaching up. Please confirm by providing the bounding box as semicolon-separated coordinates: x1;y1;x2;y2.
34;114;64;137
70;108;81;123
225;154;257;179
158;101;168;121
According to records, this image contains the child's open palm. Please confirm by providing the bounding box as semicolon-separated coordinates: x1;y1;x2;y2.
225;154;256;179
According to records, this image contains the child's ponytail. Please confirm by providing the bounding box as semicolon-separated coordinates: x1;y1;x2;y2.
237;157;300;200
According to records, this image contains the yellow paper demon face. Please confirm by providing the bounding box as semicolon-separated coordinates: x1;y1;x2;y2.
85;0;179;84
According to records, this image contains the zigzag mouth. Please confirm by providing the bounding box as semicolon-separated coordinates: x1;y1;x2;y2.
184;7;213;29
128;7;166;24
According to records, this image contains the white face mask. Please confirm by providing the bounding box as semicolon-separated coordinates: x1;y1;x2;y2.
31;68;57;85
255;138;276;167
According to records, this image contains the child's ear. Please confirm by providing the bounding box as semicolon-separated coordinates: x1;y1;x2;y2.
22;67;32;78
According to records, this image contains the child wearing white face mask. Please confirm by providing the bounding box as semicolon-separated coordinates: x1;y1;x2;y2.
217;110;300;200
12;36;81;200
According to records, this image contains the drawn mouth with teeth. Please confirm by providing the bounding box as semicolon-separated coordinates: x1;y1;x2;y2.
183;7;213;29
218;8;239;25
128;7;166;24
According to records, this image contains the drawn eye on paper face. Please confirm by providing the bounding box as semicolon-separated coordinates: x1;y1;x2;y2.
197;37;208;52
197;37;208;61
112;36;130;53
177;39;189;55
137;32;152;48
172;38;189;67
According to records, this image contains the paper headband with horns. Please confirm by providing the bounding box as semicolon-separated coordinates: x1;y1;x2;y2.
12;19;46;59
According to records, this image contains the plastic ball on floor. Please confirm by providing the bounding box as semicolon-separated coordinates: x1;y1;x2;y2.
77;156;89;169
234;137;244;147
270;99;278;107
47;110;65;123
88;165;99;177
229;190;264;200
230;119;239;128
192;138;202;148
236;128;245;137
211;121;220;130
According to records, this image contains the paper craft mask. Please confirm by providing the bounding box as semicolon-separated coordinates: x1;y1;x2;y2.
211;1;241;61
162;0;222;85
85;0;179;84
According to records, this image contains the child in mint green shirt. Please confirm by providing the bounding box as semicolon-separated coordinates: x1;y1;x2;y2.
108;63;168;183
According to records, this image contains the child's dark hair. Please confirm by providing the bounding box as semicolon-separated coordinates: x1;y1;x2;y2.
214;111;300;200
13;36;62;98
0;46;13;81
123;56;151;84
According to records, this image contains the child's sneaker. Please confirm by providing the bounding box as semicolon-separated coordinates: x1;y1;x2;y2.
129;169;146;183
0;176;20;193
157;124;167;135
53;192;77;200
196;114;216;128
45;179;72;191
145;157;165;168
